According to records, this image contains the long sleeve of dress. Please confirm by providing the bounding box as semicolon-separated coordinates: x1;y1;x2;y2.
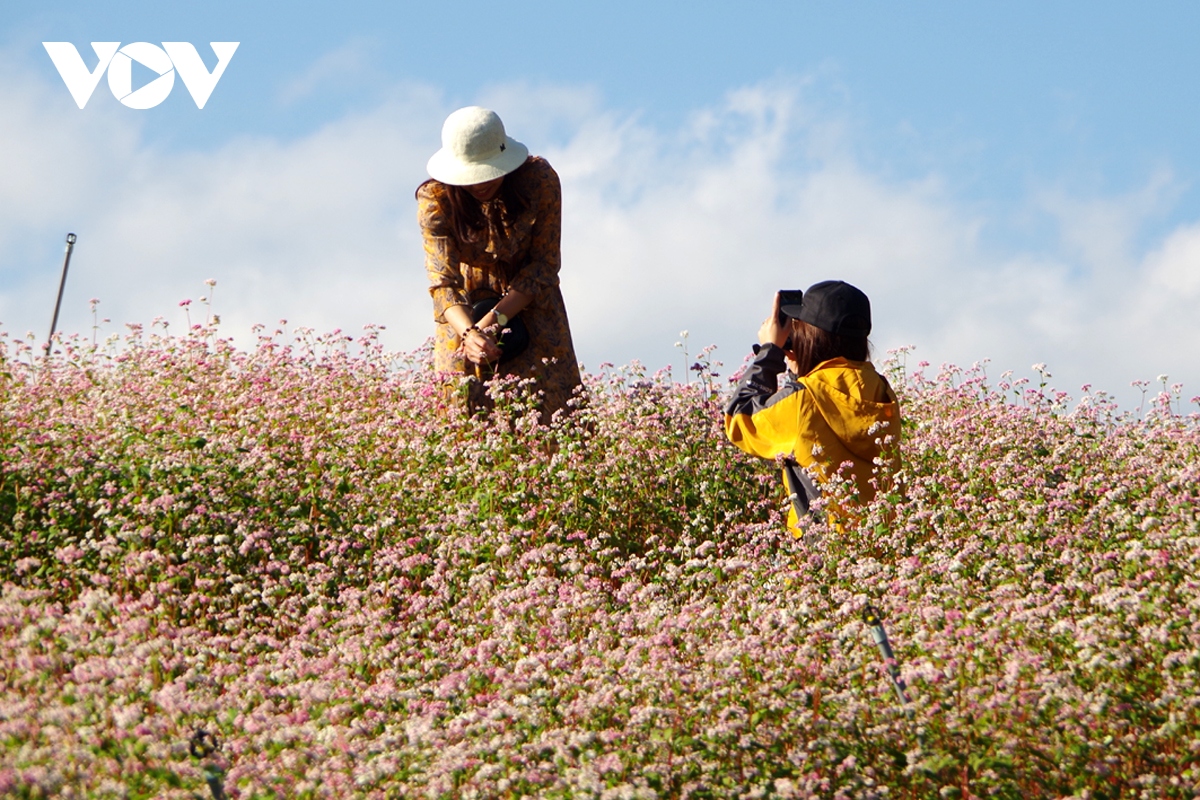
417;188;469;323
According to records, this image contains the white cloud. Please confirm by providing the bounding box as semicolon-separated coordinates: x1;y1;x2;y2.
1143;222;1200;298
0;58;442;349
3;59;1198;411
277;38;381;105
1033;170;1178;276
1126;222;1200;385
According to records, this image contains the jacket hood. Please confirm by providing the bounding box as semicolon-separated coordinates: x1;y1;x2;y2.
801;358;899;461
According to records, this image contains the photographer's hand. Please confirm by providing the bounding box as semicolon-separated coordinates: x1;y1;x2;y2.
758;292;791;349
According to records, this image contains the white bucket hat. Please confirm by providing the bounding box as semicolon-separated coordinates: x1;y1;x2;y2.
426;106;529;186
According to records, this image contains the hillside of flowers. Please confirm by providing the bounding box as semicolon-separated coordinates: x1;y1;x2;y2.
2;320;1199;799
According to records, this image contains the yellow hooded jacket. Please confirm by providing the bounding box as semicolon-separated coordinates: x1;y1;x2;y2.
724;344;900;533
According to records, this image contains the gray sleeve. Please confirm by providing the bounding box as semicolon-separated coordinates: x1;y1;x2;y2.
724;343;804;417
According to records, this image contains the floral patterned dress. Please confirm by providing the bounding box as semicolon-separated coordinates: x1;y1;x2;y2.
418;156;582;419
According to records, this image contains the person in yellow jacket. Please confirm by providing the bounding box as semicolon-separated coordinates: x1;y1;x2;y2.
724;281;900;534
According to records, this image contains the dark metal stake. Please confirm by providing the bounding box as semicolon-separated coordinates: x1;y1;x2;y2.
189;728;227;800
45;232;77;355
863;603;912;710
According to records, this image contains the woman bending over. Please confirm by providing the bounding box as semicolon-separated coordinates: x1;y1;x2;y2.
417;106;581;420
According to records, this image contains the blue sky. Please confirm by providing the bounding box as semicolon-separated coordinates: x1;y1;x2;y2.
4;2;1200;411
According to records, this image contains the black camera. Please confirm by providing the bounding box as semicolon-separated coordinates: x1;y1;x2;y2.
777;289;803;324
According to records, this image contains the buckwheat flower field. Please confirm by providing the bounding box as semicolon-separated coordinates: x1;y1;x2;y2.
2;322;1198;799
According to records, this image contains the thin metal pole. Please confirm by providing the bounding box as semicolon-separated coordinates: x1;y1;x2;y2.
45;232;77;355
863;603;912;709
189;728;227;800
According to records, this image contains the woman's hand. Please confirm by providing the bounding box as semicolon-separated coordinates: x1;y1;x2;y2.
461;327;503;364
445;304;504;365
758;292;791;349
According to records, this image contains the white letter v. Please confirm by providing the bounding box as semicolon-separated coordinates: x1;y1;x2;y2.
162;42;239;109
43;42;121;109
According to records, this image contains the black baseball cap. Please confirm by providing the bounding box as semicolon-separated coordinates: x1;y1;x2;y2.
780;280;871;337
